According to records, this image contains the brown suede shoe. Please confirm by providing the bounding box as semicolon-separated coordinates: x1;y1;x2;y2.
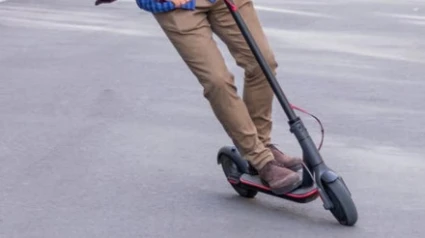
267;144;303;171
258;160;302;194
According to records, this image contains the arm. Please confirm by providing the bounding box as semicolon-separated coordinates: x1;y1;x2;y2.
136;0;176;13
95;0;192;13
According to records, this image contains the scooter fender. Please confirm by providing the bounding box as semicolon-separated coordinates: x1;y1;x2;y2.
320;170;352;197
320;170;339;183
217;146;250;174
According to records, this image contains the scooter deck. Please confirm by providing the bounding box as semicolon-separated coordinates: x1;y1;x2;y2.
236;173;319;203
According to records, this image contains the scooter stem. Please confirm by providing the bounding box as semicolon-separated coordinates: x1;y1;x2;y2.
223;0;297;121
223;0;325;168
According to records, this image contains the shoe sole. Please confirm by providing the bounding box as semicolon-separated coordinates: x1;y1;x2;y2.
270;179;303;195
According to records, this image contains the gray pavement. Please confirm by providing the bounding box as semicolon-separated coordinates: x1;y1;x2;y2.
1;0;425;237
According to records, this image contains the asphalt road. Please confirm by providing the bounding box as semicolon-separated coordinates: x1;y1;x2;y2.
1;0;425;237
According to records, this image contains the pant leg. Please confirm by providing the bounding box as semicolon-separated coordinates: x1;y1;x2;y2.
153;2;273;169
208;0;278;145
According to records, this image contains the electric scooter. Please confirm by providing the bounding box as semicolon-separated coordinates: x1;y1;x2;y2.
217;0;358;226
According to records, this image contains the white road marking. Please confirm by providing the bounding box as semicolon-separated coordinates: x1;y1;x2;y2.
255;5;336;18
1;16;154;36
264;27;425;64
375;12;425;21
374;12;425;27
0;5;162;37
404;20;425;25
1;2;422;65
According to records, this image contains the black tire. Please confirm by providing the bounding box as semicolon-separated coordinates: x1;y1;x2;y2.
323;178;358;226
220;155;257;198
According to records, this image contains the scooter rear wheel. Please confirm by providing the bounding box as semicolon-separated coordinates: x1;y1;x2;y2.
323;178;358;226
220;155;257;198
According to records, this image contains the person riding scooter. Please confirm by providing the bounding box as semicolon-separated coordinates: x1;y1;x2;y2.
94;0;302;194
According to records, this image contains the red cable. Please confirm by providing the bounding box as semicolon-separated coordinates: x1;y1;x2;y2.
290;104;325;151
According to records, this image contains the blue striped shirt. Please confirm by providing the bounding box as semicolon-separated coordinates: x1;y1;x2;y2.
136;0;216;13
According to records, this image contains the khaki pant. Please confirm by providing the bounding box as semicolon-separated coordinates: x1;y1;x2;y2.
154;0;277;169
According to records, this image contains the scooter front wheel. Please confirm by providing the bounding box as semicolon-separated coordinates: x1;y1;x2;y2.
220;155;257;198
323;178;358;226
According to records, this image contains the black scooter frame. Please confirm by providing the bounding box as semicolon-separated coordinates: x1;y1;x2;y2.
218;0;346;210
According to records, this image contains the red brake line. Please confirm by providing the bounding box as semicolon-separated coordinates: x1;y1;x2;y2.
290;104;325;151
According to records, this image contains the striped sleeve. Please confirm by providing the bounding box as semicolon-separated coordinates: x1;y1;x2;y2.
136;0;175;13
136;0;196;13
